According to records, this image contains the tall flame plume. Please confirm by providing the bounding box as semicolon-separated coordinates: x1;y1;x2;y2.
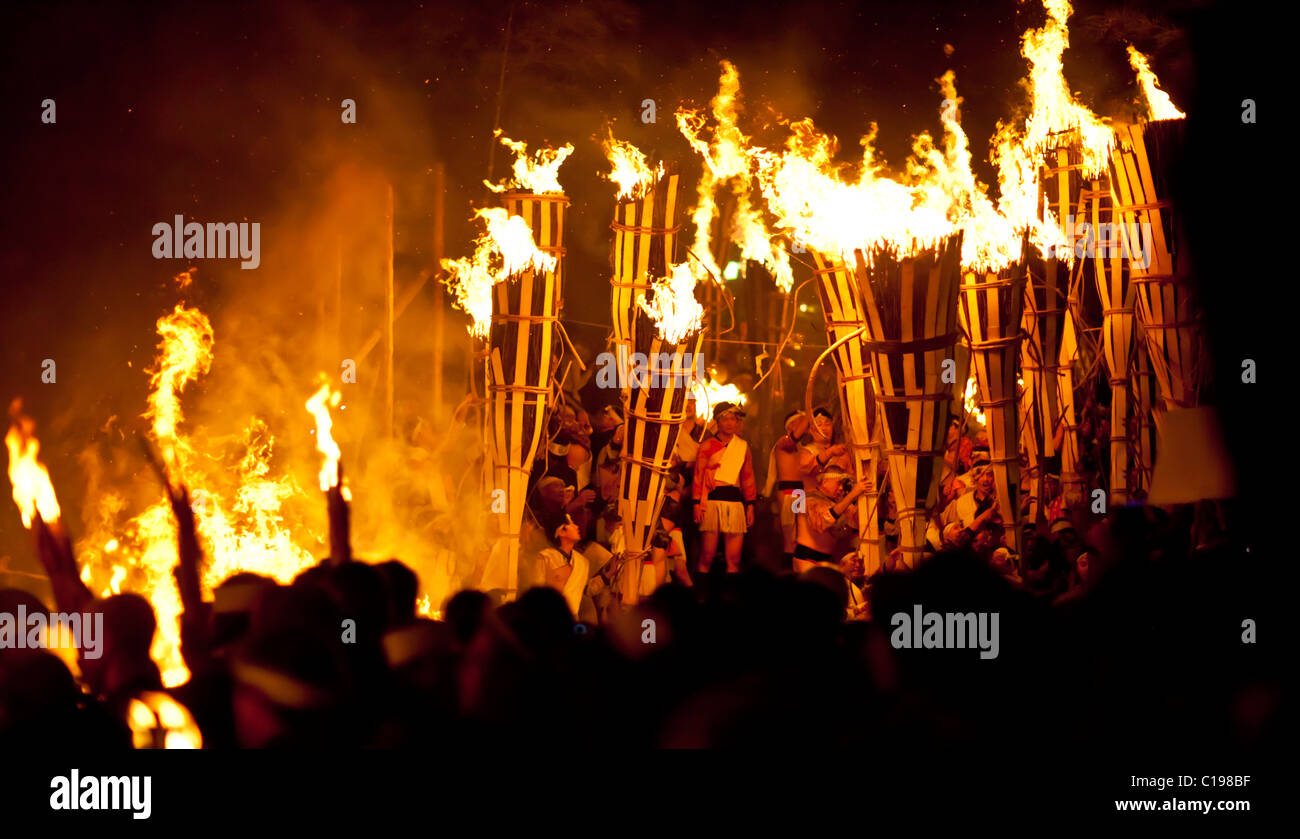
1127;45;1185;121
306;380;350;501
677;62;794;291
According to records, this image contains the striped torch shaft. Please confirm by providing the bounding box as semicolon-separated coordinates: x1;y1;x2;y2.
610;169;682;393
486;192;567;599
1109;119;1202;418
852;235;964;568
617;316;702;600
1041;141;1087;505
1087;175;1138;503
959;253;1028;553
1020;248;1072;520
809;248;882;575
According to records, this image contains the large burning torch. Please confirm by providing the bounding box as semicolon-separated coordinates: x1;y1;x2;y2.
447;133;571;599
306;379;351;564
6;399;88;613
604;135;679;393
853;239;965;567
616;263;704;604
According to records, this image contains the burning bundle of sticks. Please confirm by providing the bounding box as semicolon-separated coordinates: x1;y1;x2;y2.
602;140;703;604
443;135;572;598
605;138;681;390
854;237;965;568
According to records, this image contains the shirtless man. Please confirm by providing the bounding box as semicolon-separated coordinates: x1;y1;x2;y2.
794;467;870;573
798;407;851;495
769;409;811;568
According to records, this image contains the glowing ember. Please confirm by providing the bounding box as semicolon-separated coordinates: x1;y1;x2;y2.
1127;45;1185;121
306;379;351;502
603;133;665;201
442;207;558;338
638;263;705;344
484;131;574;195
4;407;61;528
676;62;794;291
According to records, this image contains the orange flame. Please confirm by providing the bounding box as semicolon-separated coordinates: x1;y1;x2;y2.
144;304;214;475
638;263;705;344
82;304;316;687
692;378;746;413
1127;45;1185;121
676;62;794;292
5;410;61;528
442;207;557;337
484;131;574;195
306;379;351;502
603;132;665;201
1007;0;1113;177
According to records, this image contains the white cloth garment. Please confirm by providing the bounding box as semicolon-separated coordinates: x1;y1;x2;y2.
714;436;748;486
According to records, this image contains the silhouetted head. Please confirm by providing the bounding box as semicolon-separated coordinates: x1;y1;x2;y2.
444;589;491;648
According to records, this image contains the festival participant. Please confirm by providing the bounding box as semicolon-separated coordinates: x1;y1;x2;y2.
798;407;850;495
648;479;692;592
693;402;757;575
794;467;869;573
766;409;811;569
943;416;975;479
942;463;1002;538
537;515;591;618
837;551;869;621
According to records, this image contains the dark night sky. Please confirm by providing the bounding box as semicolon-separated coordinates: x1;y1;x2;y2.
0;0;1278;567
